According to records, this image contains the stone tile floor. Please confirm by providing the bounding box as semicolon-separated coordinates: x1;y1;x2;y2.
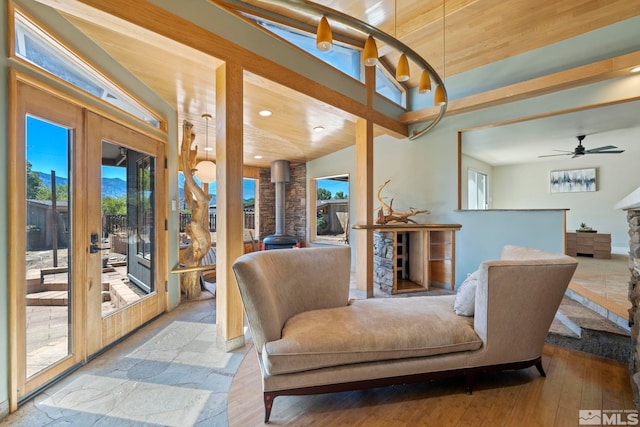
2;294;251;427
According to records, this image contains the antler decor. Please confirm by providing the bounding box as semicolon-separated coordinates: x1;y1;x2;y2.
375;179;429;225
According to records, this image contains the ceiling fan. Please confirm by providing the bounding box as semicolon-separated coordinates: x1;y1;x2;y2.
539;135;624;158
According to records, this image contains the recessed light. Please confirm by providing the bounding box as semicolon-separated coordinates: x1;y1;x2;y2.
631;66;640;73
313;126;324;133
258;110;272;117
254;155;263;159
204;147;213;152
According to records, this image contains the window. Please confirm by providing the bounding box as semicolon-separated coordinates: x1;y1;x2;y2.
257;21;406;106
468;169;488;210
312;175;350;244
177;174;258;238
260;22;361;80
14;11;162;128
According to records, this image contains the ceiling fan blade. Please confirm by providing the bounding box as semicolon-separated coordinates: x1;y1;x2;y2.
538;153;572;158
586;150;625;154
586;145;618;152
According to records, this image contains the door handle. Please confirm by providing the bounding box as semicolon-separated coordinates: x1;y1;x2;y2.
90;233;100;254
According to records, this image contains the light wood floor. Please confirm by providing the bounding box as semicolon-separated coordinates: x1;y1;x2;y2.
228;344;634;426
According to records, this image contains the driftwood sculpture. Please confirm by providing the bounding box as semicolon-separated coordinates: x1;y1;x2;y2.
180;120;212;298
375;179;429;225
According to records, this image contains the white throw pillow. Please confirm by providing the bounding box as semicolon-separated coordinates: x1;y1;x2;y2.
454;270;478;316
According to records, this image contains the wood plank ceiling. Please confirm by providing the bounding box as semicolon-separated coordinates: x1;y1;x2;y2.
57;0;640;168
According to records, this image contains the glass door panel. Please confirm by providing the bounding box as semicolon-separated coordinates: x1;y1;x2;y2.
101;142;155;316
24;116;72;378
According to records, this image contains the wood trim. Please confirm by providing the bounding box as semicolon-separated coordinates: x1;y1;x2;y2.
457;131;462;210
400;51;640;125
7;66;20;413
261;356;544;423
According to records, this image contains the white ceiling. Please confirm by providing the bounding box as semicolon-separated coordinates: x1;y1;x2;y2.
462;98;640;166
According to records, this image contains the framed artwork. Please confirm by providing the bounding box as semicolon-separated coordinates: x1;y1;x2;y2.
550;168;597;193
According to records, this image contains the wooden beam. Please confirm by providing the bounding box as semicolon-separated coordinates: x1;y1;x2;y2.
355;66;376;298
215;62;245;351
401;51;640;125
36;0;407;137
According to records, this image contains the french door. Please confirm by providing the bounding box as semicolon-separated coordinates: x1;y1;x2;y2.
10;79;167;407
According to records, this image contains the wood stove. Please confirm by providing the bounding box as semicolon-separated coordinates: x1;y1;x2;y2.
262;160;299;250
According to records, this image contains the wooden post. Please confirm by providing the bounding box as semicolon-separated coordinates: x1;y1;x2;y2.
355;65;376;298
215;62;245;351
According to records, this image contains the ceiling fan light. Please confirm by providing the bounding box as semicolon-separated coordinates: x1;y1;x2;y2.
396;53;410;82
419;70;432;94
194;160;217;183
362;35;379;67
434;84;446;106
316;16;333;52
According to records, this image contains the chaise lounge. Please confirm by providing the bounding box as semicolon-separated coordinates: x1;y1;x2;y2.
232;245;578;422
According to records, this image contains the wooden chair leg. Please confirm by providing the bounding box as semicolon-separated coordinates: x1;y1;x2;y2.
535;360;546;377
264;393;274;423
465;373;476;394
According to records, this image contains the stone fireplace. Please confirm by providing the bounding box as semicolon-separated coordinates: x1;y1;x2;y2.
617;187;640;408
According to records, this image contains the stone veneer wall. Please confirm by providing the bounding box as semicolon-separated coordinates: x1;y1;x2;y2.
259;163;307;246
374;232;395;294
628;209;640;408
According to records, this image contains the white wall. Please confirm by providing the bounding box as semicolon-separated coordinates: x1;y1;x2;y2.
492;128;640;253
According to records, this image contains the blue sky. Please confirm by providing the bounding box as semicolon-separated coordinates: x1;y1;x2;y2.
317;178;349;198
27;116;126;180
26;116;70;176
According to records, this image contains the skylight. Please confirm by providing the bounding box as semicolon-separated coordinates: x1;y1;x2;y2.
14;12;161;128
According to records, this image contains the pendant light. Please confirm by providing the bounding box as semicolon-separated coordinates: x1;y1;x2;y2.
316;16;332;52
396;53;410;82
419;70;431;93
394;1;410;82
194;113;217;183
362;35;379;67
434;84;446;105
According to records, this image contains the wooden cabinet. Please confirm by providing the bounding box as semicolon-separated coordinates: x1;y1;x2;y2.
565;231;611;259
354;224;461;294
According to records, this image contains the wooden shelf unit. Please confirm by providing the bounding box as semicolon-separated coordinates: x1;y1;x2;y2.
565;231;611;259
354;224;461;294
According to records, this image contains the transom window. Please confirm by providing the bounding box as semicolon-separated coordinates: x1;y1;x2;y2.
14;11;162;128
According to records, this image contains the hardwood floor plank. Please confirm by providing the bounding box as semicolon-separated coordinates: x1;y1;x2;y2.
227;344;636;426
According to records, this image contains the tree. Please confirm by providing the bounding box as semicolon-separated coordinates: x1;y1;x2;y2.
334;191;347;200
37;183;69;201
317;187;332;200
244;197;255;208
26;162;46;199
102;196;127;215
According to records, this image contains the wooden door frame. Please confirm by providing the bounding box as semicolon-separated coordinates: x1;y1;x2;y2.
9;77;86;404
8;73;168;409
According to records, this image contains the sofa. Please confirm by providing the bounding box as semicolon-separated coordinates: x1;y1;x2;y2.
232;245;578;422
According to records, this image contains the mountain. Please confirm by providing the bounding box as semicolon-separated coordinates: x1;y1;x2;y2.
37;171;126;198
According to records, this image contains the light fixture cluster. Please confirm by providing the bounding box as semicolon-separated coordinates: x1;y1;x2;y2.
315;14;444;107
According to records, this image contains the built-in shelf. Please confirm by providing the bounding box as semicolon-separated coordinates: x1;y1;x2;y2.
354;223;461;294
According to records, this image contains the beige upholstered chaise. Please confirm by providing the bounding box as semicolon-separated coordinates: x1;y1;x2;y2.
232;245;578;422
